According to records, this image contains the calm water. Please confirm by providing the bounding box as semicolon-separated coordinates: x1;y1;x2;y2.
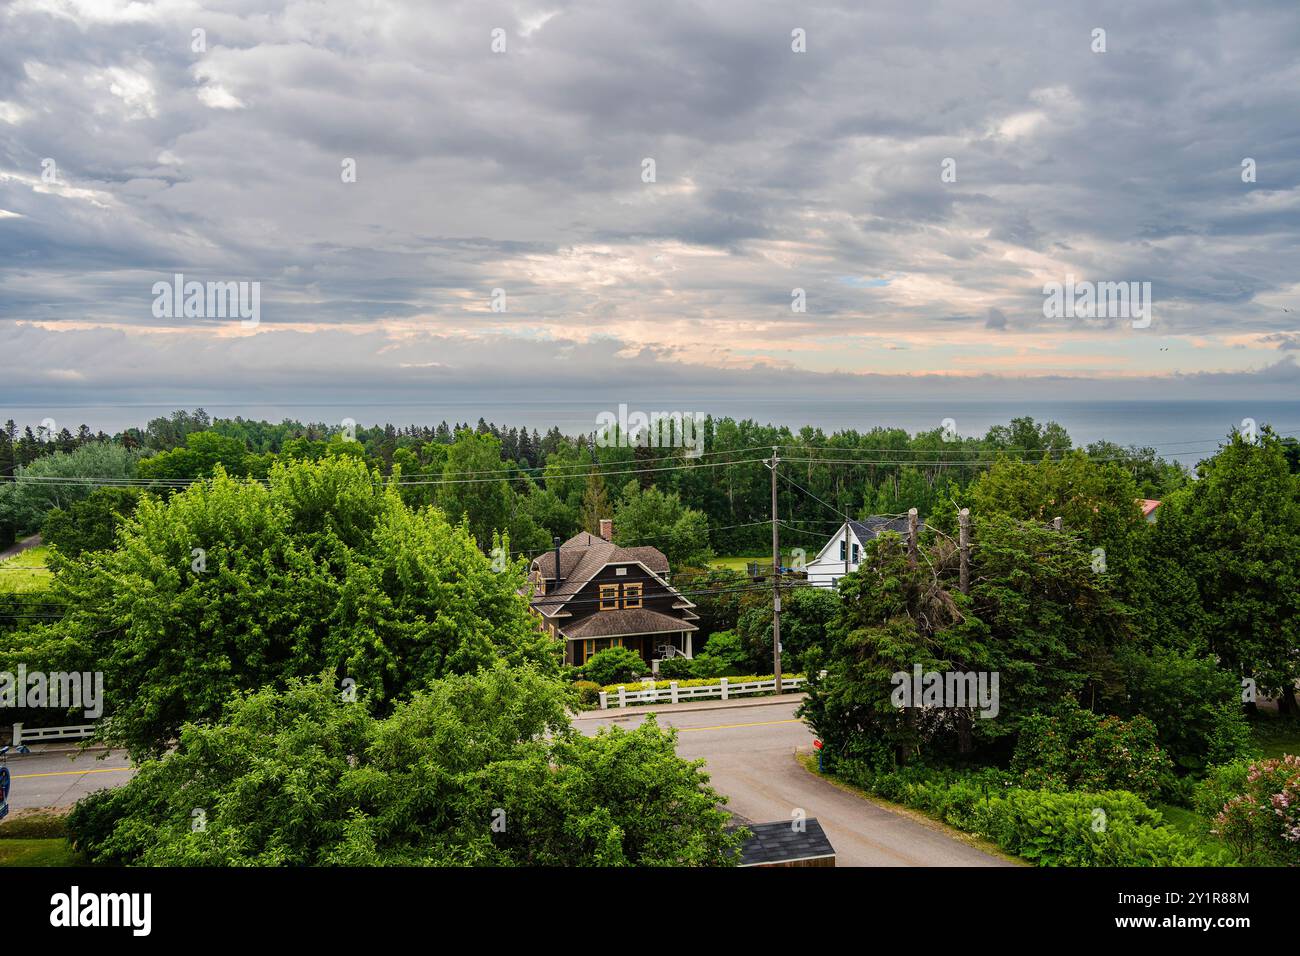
11;399;1299;469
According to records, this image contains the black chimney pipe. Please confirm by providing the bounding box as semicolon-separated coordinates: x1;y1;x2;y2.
553;536;562;589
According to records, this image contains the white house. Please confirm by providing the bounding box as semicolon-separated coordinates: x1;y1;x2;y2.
804;517;914;589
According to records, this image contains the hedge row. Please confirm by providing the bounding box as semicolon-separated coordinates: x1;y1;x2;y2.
835;762;1211;867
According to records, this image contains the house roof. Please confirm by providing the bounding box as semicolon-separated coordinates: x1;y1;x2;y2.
563;607;698;640
1139;499;1161;518
528;531;682;621
733;818;836;866
848;516;914;542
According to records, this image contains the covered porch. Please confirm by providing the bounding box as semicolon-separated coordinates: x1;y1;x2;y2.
566;631;694;667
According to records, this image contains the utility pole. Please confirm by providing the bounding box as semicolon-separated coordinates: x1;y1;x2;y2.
958;508;970;595
769;446;782;695
907;507;919;565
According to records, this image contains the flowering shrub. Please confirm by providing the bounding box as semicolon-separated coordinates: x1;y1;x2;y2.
1211;755;1300;865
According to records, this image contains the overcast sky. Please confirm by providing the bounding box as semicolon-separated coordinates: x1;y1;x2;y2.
2;0;1298;421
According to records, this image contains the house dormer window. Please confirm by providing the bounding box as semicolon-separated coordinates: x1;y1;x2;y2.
623;582;643;609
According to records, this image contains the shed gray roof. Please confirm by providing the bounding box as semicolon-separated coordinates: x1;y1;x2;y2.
734;818;836;866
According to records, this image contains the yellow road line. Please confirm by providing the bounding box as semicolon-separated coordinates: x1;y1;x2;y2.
675;718;803;733
13;767;134;779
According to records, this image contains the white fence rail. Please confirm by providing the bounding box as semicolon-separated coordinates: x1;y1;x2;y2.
598;676;806;710
12;722;96;746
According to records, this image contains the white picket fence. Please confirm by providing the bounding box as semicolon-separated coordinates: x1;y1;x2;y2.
598;675;806;710
11;722;96;746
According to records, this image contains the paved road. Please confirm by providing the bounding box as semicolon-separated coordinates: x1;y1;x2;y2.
579;699;1011;867
2;748;135;812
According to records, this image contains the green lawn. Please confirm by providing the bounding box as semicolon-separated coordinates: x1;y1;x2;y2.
0;545;52;593
0;838;83;866
0;811;82;866
1250;714;1300;759
1152;802;1236;865
709;554;765;572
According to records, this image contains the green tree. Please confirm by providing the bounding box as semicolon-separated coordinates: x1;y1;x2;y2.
5;457;557;758
735;585;838;673
67;666;742;867
1118;647;1251;773
40;488;140;558
436;430;514;550
613;480;712;567
0;442;140;534
1148;430;1300;711
136;430;252;482
578;467;610;536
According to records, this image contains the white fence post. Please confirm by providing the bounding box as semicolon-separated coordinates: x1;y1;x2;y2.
720;677;729;701
598;692;608;710
12;723;21;747
617;685;627;708
670;681;679;704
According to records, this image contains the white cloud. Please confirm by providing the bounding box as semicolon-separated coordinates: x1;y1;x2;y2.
196;84;245;110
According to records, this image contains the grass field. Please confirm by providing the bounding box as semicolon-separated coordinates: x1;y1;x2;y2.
1250;713;1300;759
0;811;82;867
0;838;82;866
709;555;765;572
0;545;52;593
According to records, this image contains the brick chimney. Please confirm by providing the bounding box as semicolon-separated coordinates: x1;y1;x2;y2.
599;518;613;541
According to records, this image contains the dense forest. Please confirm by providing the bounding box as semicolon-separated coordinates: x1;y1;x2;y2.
1;407;1233;559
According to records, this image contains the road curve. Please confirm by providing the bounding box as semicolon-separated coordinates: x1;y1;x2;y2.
579;699;1013;867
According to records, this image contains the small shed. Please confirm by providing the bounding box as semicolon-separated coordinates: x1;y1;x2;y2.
734;818;836;868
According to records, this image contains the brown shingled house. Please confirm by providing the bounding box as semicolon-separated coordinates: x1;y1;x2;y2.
529;519;699;667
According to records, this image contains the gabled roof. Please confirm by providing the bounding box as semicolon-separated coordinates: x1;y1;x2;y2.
528;532;683;620
1139;499;1161;518
848;516;913;542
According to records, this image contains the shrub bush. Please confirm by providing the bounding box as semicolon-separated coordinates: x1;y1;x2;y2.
580;647;646;686
1011;699;1174;800
571;680;602;709
655;656;693;679
834;761;1207;866
1208;755;1300;865
691;630;749;676
1120;648;1251;773
1192;758;1255;819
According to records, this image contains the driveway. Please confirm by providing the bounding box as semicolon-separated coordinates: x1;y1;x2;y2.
577;698;1012;866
